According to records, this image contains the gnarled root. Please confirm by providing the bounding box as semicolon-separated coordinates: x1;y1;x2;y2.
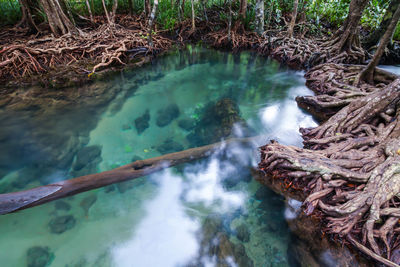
258;78;400;266
296;63;395;121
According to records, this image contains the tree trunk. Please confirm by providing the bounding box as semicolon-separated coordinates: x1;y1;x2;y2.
16;0;40;32
358;4;400;84
110;0;118;23
128;0;134;15
0;137;255;215
335;0;369;52
265;0;273;30
147;0;158;46
364;0;400;48
254;0;264;35
287;0;299;37
102;0;112;24
85;0;94;22
144;0;151;15
191;0;195;30
39;0;78;36
201;0;208;22
227;0;232;42
181;0;186;17
239;0;247;20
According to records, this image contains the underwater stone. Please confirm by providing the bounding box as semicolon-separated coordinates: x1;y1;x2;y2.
177;118;196;131
131;155;143;162
48;215;76;234
134;109;150;134
156;139;184;154
235;224;250;242
187;98;248;147
202;214;224;243
234;243;254;267
73;145;102;171
254;186;271;200
54;200;71;211
104;184;116;193
116;179;145;193
121;124;132;131
27;246;52;267
156;104;180;127
80;194;97;217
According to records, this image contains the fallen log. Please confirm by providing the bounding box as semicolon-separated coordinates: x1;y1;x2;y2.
0;136;258;215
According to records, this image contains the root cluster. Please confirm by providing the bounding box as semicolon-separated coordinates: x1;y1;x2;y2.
258;75;400;266
258;34;368;70
0;16;172;83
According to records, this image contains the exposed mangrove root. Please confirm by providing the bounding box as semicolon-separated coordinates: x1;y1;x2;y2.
258;78;400;266
0;16;172;83
296;63;397;121
0;136;257;215
259;33;369;70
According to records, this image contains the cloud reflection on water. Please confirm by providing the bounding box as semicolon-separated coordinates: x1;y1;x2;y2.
111;79;318;267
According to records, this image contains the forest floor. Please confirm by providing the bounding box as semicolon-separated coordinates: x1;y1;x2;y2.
2;8;400;267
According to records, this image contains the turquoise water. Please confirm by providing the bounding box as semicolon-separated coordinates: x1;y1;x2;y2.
0;47;317;266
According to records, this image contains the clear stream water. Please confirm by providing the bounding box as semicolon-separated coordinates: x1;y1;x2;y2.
0;47;318;267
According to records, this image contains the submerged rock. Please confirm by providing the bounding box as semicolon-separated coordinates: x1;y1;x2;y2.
177;118;196;131
71;145;102;176
73;145;102;171
156;139;184;154
121;124;132;131
54;200;71;211
27;246;52;267
190;213;255;266
48;215;76;234
131;155;143;162
254;186;271;200
116;178;145;193
235;224;250;242
80;194;97;217
104;184;116;193
134;109;150;134
156;104;180;127
187;98;253;147
234;243;254;267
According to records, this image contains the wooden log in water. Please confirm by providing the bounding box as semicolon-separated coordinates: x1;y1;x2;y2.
0;136;258;215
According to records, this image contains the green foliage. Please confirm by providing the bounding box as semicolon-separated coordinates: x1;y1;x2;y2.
0;0;21;26
307;0;350;27
157;0;179;30
0;0;399;42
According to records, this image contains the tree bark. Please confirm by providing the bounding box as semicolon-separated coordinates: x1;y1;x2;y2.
239;0;247;20
358;3;400;84
144;0;151;15
181;0;186;17
191;0;195;30
147;0;158;46
227;0;232;41
110;0;118;23
39;0;78;36
335;0;369;52
0;137;256;215
254;0;264;35
128;0;134;15
287;0;299;37
364;0;400;48
16;0;40;32
102;0;112;24
85;0;94;22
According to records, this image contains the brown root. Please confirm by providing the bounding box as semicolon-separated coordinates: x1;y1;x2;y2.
259;77;400;266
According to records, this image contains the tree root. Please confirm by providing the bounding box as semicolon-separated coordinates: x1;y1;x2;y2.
0;15;172;83
297;63;397;122
258;77;400;266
